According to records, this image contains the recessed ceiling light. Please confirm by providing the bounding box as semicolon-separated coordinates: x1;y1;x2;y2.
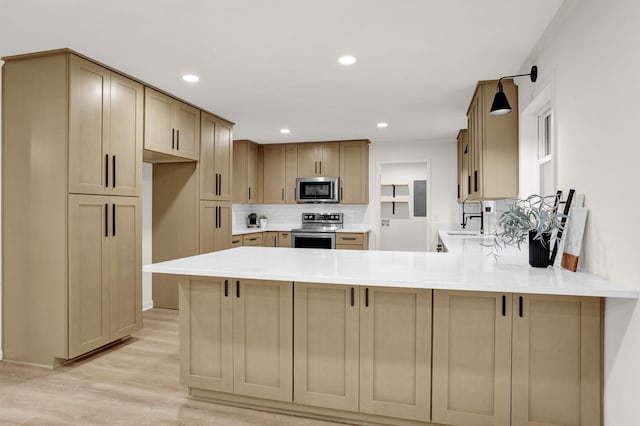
182;74;199;83
377;122;388;128
338;55;357;65
280;128;291;134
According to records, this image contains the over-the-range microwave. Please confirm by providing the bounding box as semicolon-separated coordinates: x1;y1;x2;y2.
295;177;339;203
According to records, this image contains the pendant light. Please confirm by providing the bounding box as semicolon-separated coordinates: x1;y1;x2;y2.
489;65;538;116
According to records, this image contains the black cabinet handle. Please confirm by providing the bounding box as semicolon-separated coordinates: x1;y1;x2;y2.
315;161;317;174
474;170;478;192
350;288;355;306
105;154;109;187
248;187;251;200
176;129;180;150
319;161;322;174
282;188;284;201
519;296;523;318
341;187;343;201
236;280;240;298
224;280;228;297
112;204;116;236
342;237;357;241
502;295;506;316
392;184;396;198
365;288;369;307
172;128;175;149
104;203;108;237
468;175;471;195
392;201;396;215
457;184;460;199
112;156;116;188
215;174;219;195
219;174;222;195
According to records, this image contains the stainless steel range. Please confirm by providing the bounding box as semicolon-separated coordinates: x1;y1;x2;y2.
291;213;343;249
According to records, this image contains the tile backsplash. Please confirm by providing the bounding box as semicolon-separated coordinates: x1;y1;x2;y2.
233;204;368;228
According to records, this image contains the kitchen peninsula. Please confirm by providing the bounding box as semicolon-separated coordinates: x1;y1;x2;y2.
145;245;636;426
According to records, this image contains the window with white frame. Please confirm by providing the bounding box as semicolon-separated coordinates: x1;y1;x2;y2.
538;108;554;195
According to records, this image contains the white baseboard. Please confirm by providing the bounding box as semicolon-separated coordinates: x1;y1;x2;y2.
143;300;154;311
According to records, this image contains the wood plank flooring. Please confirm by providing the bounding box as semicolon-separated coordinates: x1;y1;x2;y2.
0;308;341;425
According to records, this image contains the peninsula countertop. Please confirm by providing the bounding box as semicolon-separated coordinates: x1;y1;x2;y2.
143;246;637;299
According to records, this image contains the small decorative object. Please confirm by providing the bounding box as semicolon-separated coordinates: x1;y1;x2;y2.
247;212;258;227
560;194;587;272
487;194;565;267
259;215;267;229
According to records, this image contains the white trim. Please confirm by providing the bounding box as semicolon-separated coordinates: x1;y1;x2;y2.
143;300;154;311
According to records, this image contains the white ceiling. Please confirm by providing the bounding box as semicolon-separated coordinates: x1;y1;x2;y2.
0;0;564;144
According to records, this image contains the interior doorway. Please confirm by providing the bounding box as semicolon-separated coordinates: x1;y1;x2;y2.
378;162;430;251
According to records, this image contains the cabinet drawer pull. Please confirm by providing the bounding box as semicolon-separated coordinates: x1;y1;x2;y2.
342;237;357;241
172;128;175;149
350;287;355;307
224;280;228;297
519;296;523;318
502;295;506;316
176;129;180;150
365;288;369;307
105;154;109;187
112;204;116;236
236;280;240;298
104;203;108;237
112;155;116;188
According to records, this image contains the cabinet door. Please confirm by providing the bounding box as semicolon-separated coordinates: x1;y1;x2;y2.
294;283;359;412
175;101;200;160
199;201;232;254
432;291;512;426
339;141;368;204
68;194;110;358
511;295;602;426
233;279;293;402
232;140;248;203
297;143;319;177
109;196;142;340
179;277;233;393
278;232;291;247
144;87;175;156
359;287;432;422
215;120;233;201
109;73;143;197
284;144;298;203
456;130;469;202
247;142;259;203
262;144;285;204
262;231;279;247
320;142;340;177
200;113;218;200
68;55;110;195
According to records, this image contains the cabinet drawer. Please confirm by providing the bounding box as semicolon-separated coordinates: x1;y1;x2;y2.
243;233;263;246
231;235;242;247
336;244;362;250
337;233;364;245
278;232;291;248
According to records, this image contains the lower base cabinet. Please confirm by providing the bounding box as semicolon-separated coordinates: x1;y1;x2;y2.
432;290;602;426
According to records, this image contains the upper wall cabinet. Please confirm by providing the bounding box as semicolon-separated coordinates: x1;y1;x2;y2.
144;87;200;162
298;142;340;177
200;112;233;201
466;79;519;200
456;129;469;203
233;140;261;204
339;140;369;204
262;144;298;204
68;55;143;197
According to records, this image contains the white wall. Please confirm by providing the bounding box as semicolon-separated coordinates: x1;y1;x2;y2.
517;0;640;422
368;140;458;250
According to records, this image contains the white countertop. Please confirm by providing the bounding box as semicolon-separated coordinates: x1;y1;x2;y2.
232;225;371;235
144;246;638;299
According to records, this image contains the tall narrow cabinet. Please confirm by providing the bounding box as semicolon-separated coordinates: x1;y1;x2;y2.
2;50;143;367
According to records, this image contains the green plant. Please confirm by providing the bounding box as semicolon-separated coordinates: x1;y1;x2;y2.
487;194;565;257
248;213;257;220
258;215;267;220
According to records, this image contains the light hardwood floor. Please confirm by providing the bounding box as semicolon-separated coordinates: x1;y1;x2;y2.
0;308;341;425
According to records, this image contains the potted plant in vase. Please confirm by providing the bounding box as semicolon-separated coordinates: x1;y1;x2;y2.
487;194;565;267
247;212;258;227
258;215;267;229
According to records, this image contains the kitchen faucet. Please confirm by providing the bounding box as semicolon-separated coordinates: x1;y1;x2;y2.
461;198;484;234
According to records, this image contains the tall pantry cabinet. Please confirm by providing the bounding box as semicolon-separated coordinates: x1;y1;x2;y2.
2;50;143;367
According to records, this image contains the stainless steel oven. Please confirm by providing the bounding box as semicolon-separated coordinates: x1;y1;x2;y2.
295;177;339;203
291;213;343;249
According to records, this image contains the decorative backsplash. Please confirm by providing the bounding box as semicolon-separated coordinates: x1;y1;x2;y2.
233;204;368;228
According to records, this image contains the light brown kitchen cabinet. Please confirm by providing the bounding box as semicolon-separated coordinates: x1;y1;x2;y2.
297;142;340;177
179;277;292;401
144;87;200;161
242;233;263;246
262;231;279;247
233;140;261;203
262;144;286;203
231;235;242;248
2;51;143;367
336;232;368;250
467;79;519;200
68;55;143;197
68;194;142;359
200;112;233;201
294;282;359;412
432;290;602;426
359;287;432;422
339;140;369;204
278;231;292;247
432;290;512;426
199;201;232;254
456;129;470;202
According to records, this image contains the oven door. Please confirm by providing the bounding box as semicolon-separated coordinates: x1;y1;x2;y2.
292;232;336;249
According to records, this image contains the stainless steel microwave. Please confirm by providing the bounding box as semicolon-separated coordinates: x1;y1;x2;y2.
295;177;340;203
